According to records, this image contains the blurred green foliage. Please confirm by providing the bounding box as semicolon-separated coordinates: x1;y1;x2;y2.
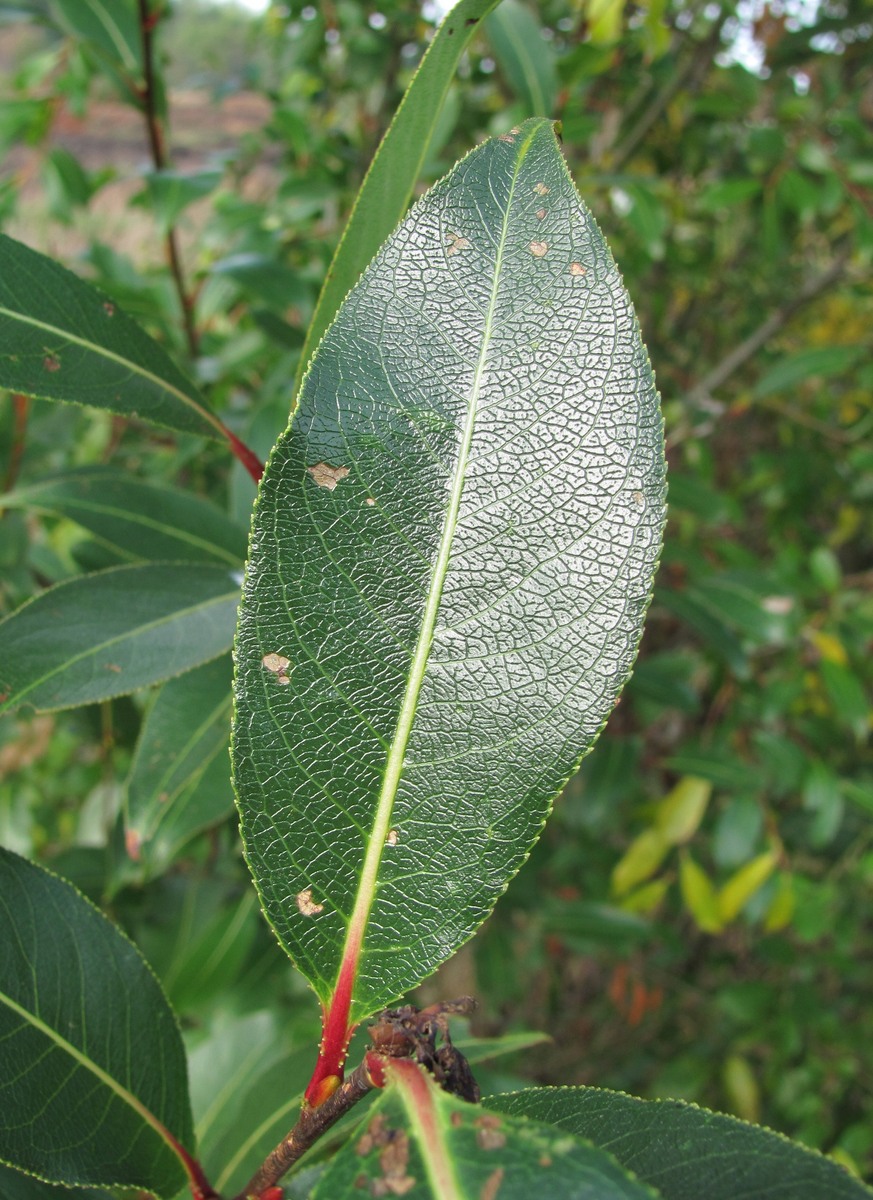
1;0;871;1180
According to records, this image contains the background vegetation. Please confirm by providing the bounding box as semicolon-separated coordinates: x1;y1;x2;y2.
1;0;871;1181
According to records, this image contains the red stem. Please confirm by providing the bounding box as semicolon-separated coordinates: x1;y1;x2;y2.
303;952;357;1106
225;428;264;484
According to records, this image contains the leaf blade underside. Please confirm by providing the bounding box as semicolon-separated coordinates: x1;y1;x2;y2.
232;119;665;1024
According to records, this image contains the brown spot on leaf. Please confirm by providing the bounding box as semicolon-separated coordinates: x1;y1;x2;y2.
43;355;60;372
632;490;645;508
308;462;349;490
262;652;290;674
386;829;399;846
539;1154;552;1167
533;182;550;195
358;1115;390;1155
499;133;515;143
276;673;292;685
125;828;142;861
105;662;122;673
446;232;471;257
536;208;547;220
475;1115;506;1150
529;240;549;258
450;1111;464;1128
296;888;324;916
569;261;587;276
480;1167;504;1200
103;301;115;316
366;497;376;506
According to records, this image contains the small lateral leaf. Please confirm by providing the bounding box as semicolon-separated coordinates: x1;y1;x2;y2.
313;1061;659;1199
0;847;194;1193
0;563;240;714
0;233;225;440
679;850;723;933
125;656;234;872
487;1086;873;1200
4;468;248;566
296;0;505;391
233;119;665;1033
717;850;778;923
655;775;711;844
612;829;670;897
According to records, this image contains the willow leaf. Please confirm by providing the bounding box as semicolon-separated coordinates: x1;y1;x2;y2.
0;847;194;1194
232;120;664;1082
295;0;504;391
313;1061;659;1199
0;233;224;440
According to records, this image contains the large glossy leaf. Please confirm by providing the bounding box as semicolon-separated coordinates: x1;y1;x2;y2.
0;233;224;440
4;468;247;566
125;656;235;872
0;563;239;713
487;1088;873;1200
0;847;194;1193
295;0;504;391
313;1061;659;1199
233;119;664;1033
0;1162;107;1200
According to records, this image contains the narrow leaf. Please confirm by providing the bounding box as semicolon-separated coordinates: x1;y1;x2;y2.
717;850;778;923
314;1061;659;1199
0;563;239;713
295;0;504;390
50;0;142;78
485;0;558;116
125;656;234;871
4;468;247;566
233;118;665;1067
0;233;226;440
0;847;194;1193
488;1087;873;1200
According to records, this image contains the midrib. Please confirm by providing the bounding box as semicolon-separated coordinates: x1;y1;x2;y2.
337;126;539;999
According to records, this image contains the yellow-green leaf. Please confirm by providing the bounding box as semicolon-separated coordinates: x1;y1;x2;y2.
679;850;723;933
612;829;669;897
717;850;778;923
655;775;711;844
722;1054;761;1124
764;871;796;932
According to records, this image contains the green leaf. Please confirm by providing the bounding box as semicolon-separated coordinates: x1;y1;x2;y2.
752;346;865;399
485;0;558;116
0;847;194;1193
125;656;234;872
187;1011;314;1193
140;168;223;235
0;1162;107;1200
4;467;247;566
0;233;227;440
49;0;142;78
314;1062;659;1199
295;0;505;392
0;563;240;713
487;1087;873;1199
233;119;664;1023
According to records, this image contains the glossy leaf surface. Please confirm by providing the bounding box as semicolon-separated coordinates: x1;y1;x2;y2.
0;563;239;713
488;1088;873;1200
0;233;224;439
0;848;194;1193
4;468;247;566
125;656;234;871
233;119;664;1021
296;0;504;389
313;1062;659;1199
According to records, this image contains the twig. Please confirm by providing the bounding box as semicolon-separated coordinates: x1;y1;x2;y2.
137;0;199;358
234;1058;376;1199
2;393;29;496
683;249;852;411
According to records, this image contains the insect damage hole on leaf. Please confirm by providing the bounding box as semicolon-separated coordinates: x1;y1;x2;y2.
297;888;324;916
307;462;350;490
446;232;471;256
